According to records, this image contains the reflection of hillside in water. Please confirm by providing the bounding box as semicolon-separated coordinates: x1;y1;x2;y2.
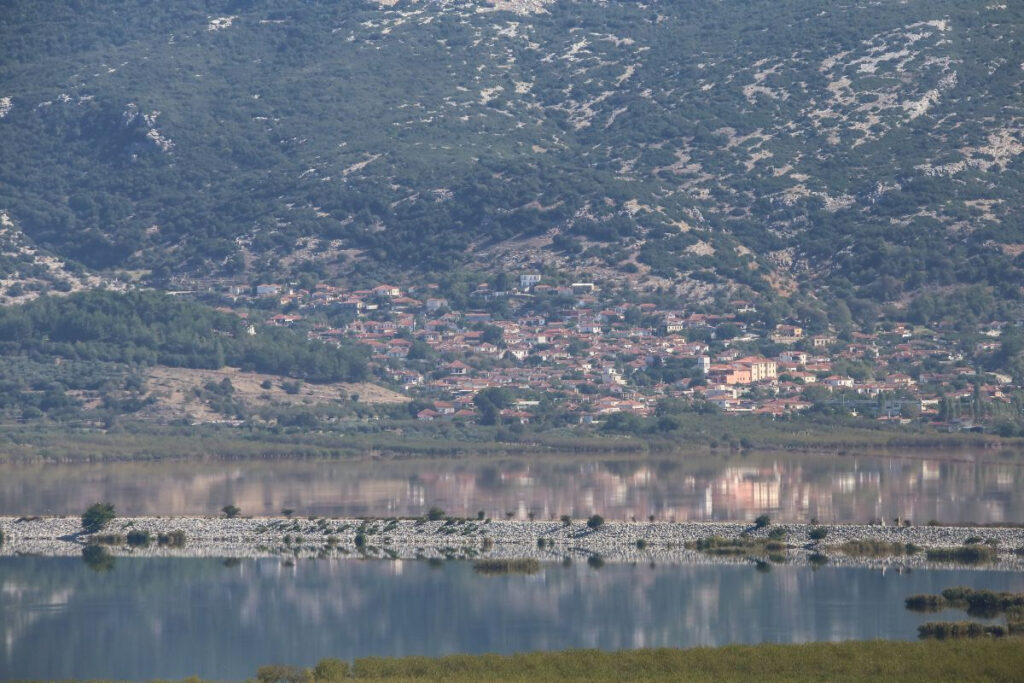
3;557;1024;681
0;452;1021;523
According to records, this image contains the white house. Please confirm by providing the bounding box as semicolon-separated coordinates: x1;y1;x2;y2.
520;273;542;289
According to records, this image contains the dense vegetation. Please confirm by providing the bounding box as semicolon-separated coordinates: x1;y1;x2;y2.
1;0;1022;314
248;640;1024;682
0;290;367;422
0;290;368;381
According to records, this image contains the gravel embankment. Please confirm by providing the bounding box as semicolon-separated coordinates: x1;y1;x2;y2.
2;516;1023;570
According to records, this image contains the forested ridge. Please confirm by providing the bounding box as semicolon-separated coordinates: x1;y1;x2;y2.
0;291;368;383
0;0;1022;311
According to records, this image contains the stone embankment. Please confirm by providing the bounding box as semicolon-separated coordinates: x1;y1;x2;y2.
2;516;1023;569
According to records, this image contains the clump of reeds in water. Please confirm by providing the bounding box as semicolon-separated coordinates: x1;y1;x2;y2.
905;594;947;612
917;621;1008;639
925;545;998;564
939;587;1024;616
686;536;787;557
472;558;541;575
906;588;1024;638
834;539;921;557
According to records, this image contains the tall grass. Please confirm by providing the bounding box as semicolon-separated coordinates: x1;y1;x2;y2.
834;539;920;557
330;640;1024;681
472;559;541;575
926;545;998;564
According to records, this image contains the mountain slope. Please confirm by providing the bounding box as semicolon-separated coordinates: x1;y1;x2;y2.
0;0;1022;308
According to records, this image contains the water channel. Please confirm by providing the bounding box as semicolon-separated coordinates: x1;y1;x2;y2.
2;557;1022;680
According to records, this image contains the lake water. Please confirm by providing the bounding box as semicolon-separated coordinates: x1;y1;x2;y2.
1;556;1022;681
0;450;1021;523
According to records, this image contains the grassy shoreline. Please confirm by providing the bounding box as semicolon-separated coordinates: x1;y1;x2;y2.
0;416;1019;465
263;640;1024;681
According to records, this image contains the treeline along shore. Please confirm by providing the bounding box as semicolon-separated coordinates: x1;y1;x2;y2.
3;515;1024;570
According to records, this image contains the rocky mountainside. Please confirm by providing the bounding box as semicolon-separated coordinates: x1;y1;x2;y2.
0;0;1022;314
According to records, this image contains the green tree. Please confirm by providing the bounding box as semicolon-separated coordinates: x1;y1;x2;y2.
222;504;241;518
81;502;115;533
474;387;509;426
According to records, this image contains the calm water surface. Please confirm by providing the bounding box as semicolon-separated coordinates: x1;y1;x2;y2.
0;450;1021;523
1;557;1022;681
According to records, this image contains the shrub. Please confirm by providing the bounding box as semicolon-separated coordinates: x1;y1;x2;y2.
768;527;787;540
354;532;366;548
561;515;572;527
312;658;350;682
477;510;485;521
90;533;125;545
281;508;295;518
587;555;605;569
427;507;445;521
587;514;605;530
126;530;151;547
0;528;5;546
808;527;829;541
222;504;241;519
255;664;309;683
905;594;947;611
81;502;116;533
754;514;771;529
636;539;647;550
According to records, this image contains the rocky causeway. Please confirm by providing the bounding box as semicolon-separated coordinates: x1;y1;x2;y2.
2;516;1023;570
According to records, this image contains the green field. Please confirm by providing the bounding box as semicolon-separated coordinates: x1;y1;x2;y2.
243;640;1024;682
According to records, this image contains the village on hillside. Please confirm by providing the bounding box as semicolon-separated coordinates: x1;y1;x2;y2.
210;273;1022;433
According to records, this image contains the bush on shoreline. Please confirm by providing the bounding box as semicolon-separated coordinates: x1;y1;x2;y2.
81;502;115;533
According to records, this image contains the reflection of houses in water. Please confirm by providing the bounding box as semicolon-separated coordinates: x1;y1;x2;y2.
995;469;1016;490
10;451;1022;524
921;461;942;481
707;467;782;520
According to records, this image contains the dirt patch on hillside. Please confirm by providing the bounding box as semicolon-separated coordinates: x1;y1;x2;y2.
143;366;408;423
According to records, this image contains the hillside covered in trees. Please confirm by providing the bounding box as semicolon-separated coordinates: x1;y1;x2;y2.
0;0;1022;316
0;291;370;423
